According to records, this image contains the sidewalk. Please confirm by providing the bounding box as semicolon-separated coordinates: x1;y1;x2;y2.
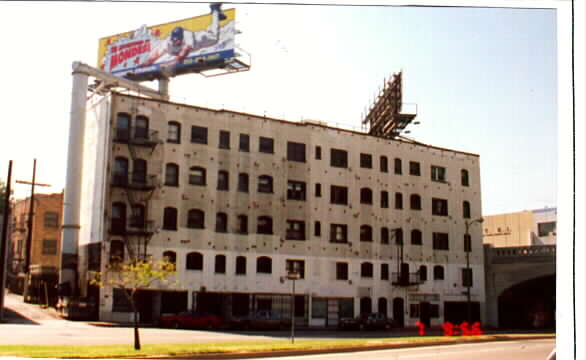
1;291;61;324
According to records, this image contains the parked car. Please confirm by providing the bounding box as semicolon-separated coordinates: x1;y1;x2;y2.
159;311;223;330
230;310;291;330
338;313;395;331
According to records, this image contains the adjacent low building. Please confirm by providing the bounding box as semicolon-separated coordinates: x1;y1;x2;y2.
75;92;484;328
482;207;557;247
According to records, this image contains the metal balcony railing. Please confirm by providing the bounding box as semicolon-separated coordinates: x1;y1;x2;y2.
113;127;160;146
112;173;159;190
110;219;155;235
391;272;423;286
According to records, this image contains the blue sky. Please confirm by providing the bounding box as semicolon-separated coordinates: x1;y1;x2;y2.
0;1;560;216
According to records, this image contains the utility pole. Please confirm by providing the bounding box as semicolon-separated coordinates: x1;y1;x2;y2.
0;161;13;321
464;218;483;323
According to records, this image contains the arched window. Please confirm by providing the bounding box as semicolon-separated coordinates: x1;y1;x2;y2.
395;228;404;245
410;194;422;210
257;216;273;234
463;201;471;219
187;209;205;229
419;265;427;282
258;175;273;193
163;251;177;265
110;240;125;263
411;229;423;245
134;115;149;140
380;156;388;173
361;262;373;278
215;212;228;233
433;265;444;280
163;207;178;231
360;188;373;204
186;252;203;270
189;166;206;186
115;113;131;141
381;227;390;244
461;169;470;187
360;225;373;242
167;121;181;144
111;202;126;234
360;297;373;314
215;255;226;274
235;256;247;275
256;256;272;274
378;297;388;316
165;163;179;187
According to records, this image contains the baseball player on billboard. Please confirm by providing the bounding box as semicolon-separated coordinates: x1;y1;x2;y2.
144;2;227;70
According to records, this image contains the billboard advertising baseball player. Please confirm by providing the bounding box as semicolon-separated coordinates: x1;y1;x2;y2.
98;3;235;80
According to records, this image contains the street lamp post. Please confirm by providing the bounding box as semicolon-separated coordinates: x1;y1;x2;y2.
287;271;300;344
464;218;483;323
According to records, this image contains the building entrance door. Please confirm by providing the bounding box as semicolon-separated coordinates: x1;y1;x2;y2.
393;297;404;327
420;301;431;327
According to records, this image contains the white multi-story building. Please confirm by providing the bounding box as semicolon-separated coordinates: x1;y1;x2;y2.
76;92;484;328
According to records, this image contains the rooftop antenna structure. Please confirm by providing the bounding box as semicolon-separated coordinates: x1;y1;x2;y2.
362;71;418;139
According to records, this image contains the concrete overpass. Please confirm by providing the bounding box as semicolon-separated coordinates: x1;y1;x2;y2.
484;244;556;329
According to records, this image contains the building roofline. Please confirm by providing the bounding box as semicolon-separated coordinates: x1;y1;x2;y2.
112;92;480;158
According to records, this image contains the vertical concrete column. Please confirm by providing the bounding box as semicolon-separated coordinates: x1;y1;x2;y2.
59;62;89;293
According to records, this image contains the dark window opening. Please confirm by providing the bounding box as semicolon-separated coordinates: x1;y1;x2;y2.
186;252;203;270
256;257;272;274
286;220;306;240
433;232;450;250
239;134;250;152
287;142;306;162
409;161;421;176
331;149;348;168
336;262;349;280
191;126;208;144
258;175;273;193
219;130;230;149
330;224;348;243
257;216;273;234
259;137;274;153
187;209;205;229
287;180;306;201
330;185;348;205
360;153;373;169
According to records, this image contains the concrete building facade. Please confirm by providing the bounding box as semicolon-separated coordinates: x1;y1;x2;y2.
482;208;557;248
77;92;484;328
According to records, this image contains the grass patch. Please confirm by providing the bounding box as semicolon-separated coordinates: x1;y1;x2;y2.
0;334;555;358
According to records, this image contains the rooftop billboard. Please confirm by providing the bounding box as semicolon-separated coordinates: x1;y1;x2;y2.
98;5;236;81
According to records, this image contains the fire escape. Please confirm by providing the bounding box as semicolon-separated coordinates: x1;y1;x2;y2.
110;99;162;262
391;229;424;288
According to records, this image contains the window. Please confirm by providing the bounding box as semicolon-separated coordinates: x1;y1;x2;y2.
395;192;403;209
191;126;208;144
257;216;273;234
381;191;389;208
219;130;230;149
217;170;229;191
361;262;373;278
330;186;348;205
330;224;348;243
330;148;348;168
360;225;373;242
187;209;205;229
235;256;247;275
110;240;125;263
115;113;131;141
112;288;132;312
256;256;272;274
433;265;444;280
431;165;447;182
360;153;373;169
286;220;306;240
129;205;145;228
42;239;57;255
189;166;206;186
163;207;178;230
411;229;423;245
312;298;327;319
113;157;129;186
186;252;203;270
132;159;147;184
432;198;449;216
461;169;470;186
134;115;149;140
287;142;306;162
394;158;402;175
360;188;373;205
258;175;273;193
315;183;322;197
163;251;177;265
287;180;306;201
44;212;59;228
410;194;422;210
380;156;388;173
259;137;274;153
286;259;305;279
239;134;250;152
463;201;471;218
381;227;389;244
215;212;228;233
215;255;226;274
462;268;473;287
165;163;179;187
314;221;321;237
238;173;249;192
167;121;181;143
381;264;389;280
538;221;556;236
409;161;421;176
433;232;450;250
419;265;427;282
315;146;322;160
234;214;248;234
336;262;349;280
395;228;404;245
111;202;126;234
464;234;472;252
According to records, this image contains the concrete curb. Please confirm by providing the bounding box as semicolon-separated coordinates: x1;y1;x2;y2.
126;335;556;359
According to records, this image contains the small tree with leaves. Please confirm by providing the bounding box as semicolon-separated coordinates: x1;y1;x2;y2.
91;258;177;350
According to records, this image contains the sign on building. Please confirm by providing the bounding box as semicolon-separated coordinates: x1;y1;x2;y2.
97;6;237;81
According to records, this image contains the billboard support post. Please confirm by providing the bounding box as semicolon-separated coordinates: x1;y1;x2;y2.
159;77;169;97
